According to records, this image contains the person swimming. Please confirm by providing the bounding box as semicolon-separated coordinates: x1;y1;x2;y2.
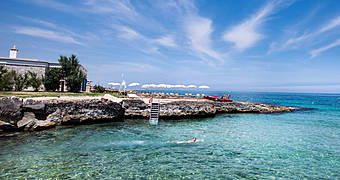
169;137;197;144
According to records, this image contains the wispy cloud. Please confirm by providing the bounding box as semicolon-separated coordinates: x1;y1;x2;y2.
155;35;177;47
90;61;160;73
310;38;340;58
28;0;73;13
109;25;176;56
318;16;340;34
17;16;57;29
223;3;274;51
83;0;138;20
13;26;82;45
185;16;223;63
115;25;142;40
269;15;340;55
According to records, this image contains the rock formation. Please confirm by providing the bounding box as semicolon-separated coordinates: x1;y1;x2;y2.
0;96;298;133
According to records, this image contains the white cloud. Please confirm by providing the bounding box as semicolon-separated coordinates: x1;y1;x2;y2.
115;26;142;40
84;0;138;19
185;16;223;62
269;15;340;54
223;3;274;50
155;35;177;47
13;26;82;45
17;16;57;29
310;38;340;58
90;61;159;73
318;16;340;34
29;0;73;13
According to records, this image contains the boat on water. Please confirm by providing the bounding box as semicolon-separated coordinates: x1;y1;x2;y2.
203;94;233;102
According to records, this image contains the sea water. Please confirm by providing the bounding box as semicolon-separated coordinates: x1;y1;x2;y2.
0;92;339;179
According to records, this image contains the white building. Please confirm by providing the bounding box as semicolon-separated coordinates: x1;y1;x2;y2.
0;45;88;91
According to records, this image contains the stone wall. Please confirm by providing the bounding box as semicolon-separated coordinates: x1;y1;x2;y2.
4;64;46;77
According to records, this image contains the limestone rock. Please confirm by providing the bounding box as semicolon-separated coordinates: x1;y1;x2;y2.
122;99;149;118
102;94;122;103
0;120;15;131
17;112;37;130
45;99;124;125
17;112;56;131
46;109;63;124
32;120;56;131
0;96;23;124
22;99;46;119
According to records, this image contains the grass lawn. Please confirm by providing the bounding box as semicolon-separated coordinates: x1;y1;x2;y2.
0;91;122;98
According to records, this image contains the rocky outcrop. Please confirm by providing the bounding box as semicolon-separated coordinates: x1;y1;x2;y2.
0;97;124;132
44;99;124;125
0;96;23;125
0;96;300;133
122;100;149;118
122;100;295;119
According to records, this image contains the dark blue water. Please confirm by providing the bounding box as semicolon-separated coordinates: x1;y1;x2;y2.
0;92;339;179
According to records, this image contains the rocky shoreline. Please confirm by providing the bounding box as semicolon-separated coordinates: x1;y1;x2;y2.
0;95;299;133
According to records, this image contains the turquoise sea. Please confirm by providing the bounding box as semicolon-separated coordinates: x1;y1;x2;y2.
1;92;340;179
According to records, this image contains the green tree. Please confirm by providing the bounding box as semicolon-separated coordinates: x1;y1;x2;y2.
58;54;86;93
0;66;15;91
14;71;29;91
44;68;62;91
0;66;8;90
27;71;42;92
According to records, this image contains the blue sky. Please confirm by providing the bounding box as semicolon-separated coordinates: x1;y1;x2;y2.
0;0;340;93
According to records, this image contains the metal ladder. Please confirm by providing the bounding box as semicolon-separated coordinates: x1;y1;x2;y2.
149;102;160;125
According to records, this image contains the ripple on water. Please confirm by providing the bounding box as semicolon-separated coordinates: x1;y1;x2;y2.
1;92;340;179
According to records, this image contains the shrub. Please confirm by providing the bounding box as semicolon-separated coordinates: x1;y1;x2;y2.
0;66;15;91
27;71;42;92
44;68;62;91
93;85;105;93
14;72;29;91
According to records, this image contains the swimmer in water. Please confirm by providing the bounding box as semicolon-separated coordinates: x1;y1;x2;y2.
169;137;197;144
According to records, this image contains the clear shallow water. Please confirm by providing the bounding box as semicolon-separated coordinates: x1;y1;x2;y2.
1;92;340;179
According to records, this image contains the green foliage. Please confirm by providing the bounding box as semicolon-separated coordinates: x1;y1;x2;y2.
0;66;8;90
0;66;15;91
14;72;29;91
93;85;105;93
44;68;62;91
58;54;86;93
27;71;42;92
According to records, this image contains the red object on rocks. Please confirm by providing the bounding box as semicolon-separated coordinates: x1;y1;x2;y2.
203;95;233;102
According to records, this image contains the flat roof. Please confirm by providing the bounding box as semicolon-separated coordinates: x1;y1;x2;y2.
0;57;48;63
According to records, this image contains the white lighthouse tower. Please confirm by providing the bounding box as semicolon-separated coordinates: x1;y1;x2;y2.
9;45;18;58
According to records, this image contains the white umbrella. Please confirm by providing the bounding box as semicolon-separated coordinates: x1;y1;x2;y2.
187;85;197;88
108;82;120;86
142;84;156;88
157;84;168;88
199;85;210;89
128;82;140;87
166;84;175;88
142;84;150;88
174;85;187;88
